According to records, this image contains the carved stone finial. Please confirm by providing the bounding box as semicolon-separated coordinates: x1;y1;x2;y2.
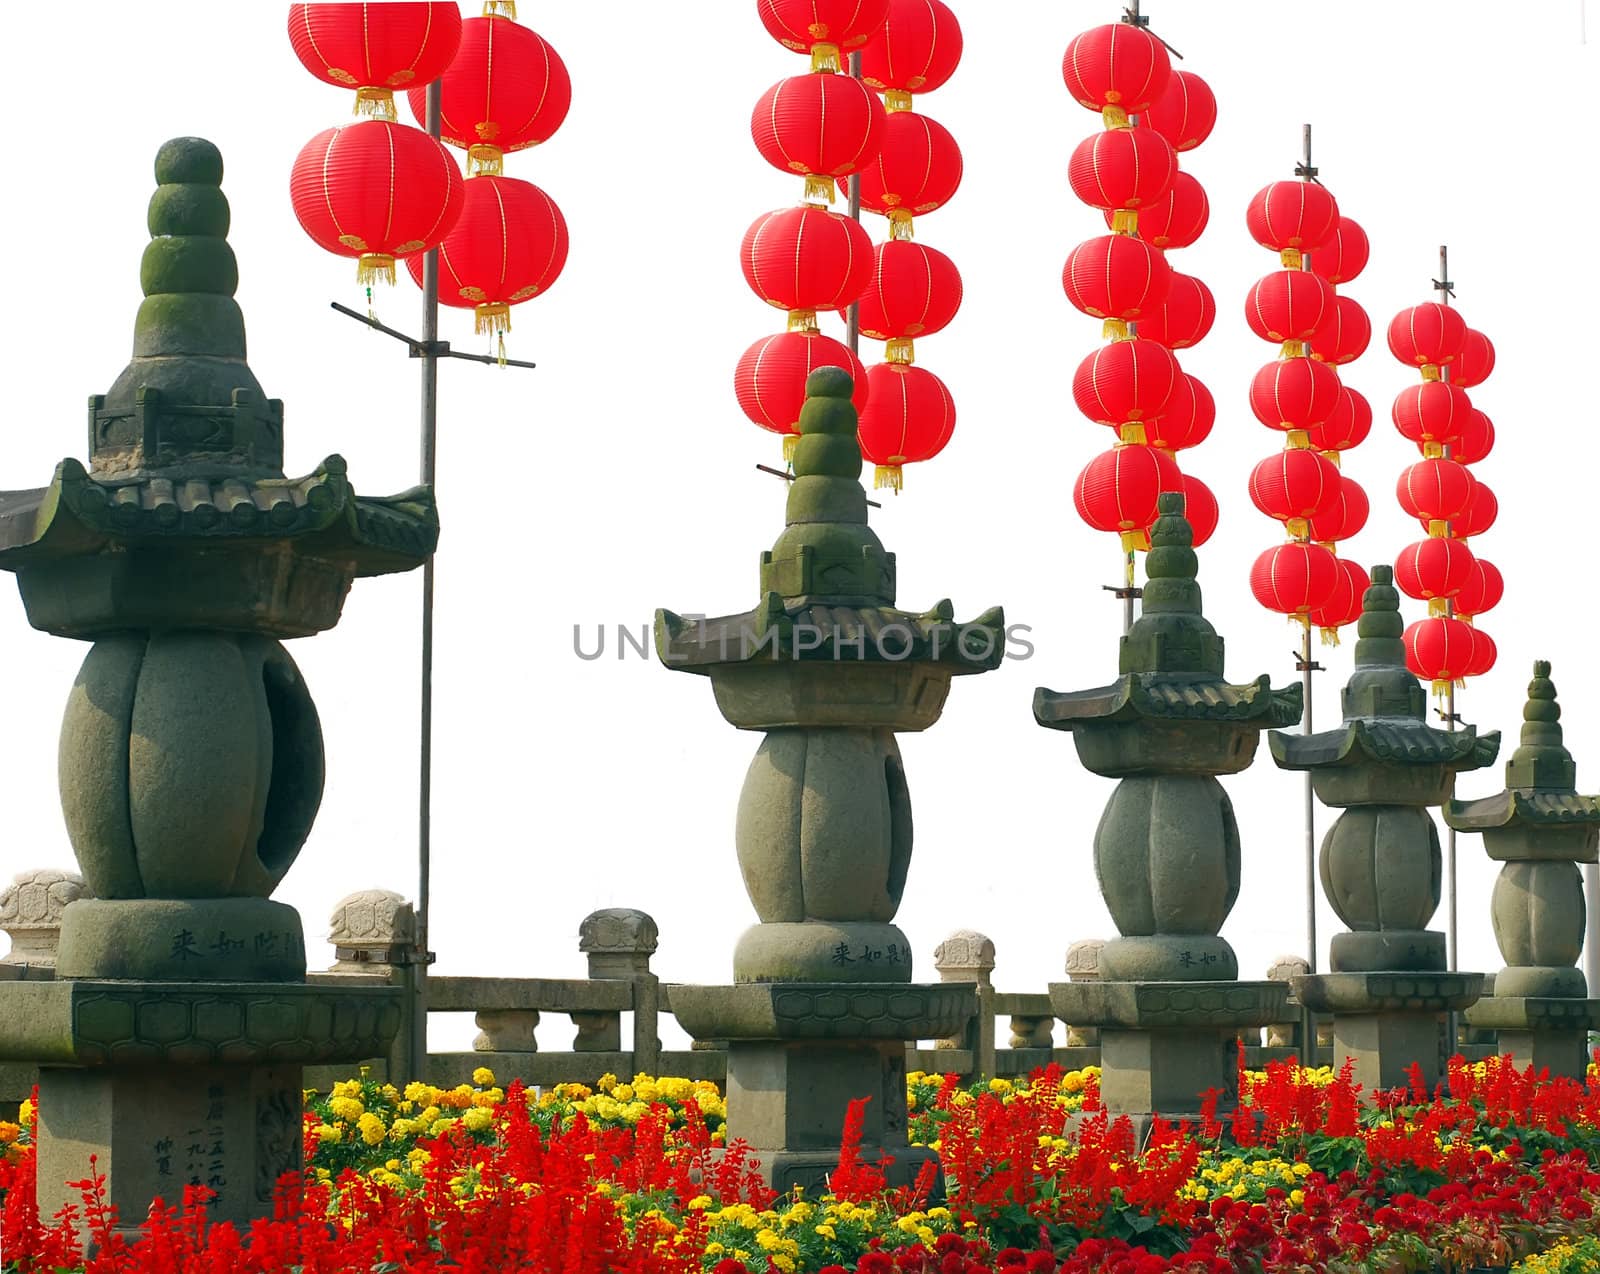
1064;938;1106;978
580;908;658;977
933;930;995;986
1117;492;1224;680
1267;954;1310;982
326;889;414;969
1506;660;1577;791
0;868;88;966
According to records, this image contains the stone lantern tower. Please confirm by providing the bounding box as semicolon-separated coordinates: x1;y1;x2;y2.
1273;566;1498;1091
1447;661;1600;1078
1037;493;1302;1123
0;139;435;1232
657;367;1002;1192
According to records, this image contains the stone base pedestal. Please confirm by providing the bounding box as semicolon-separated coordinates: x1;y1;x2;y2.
669;981;972;1194
0;976;403;1240
1462;995;1600;1081
36;1063;302;1235
1049;980;1288;1120
1292;971;1482;1093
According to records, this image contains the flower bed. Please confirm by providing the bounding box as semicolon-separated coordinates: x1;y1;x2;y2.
4;1055;1600;1271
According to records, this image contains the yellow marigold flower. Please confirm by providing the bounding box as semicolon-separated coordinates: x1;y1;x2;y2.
687;1195;712;1210
594;1182;613;1196
328;1096;364;1122
988;1078;1014;1094
0;1123;19;1145
472;1066;495;1087
597;1073;617;1093
1290;1188;1306;1207
18;1100;34;1125
816;1223;837;1240
316;1123;342;1145
772;1258;796;1273
462;1107;493;1133
613;1083;635;1102
404;1082;430;1103
705;1244;724;1258
357;1113;387;1146
420;1105;441;1127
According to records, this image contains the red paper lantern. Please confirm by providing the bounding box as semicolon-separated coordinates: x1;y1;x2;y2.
1068;127;1177;213
751;73;886;202
855;110;961;229
1138;70;1216;152
735;330;870;445
1073;443;1181;538
1308;386;1373;453
860;0;963;96
290;120;465;285
1144;373;1215;451
1061;24;1171;119
1063;235;1171;323
1452;408;1495;464
1245;270;1335;344
1308;475;1369;544
1403;616;1480;686
758;0;889;58
1246;181;1339;253
403;175;566;334
855;240;962;342
1455;557;1504;617
1138;273;1215;350
1310;558;1370;638
1391;381;1472;448
1113;170;1208;250
407;15;571;173
1451;329;1496;389
1450;481;1498;539
1387;302;1468;370
1248;357;1341;434
289;3;463;117
857;362;955;488
740;204;874;317
1249;449;1340;526
1307;295;1371;366
1250;541;1339;618
1395;537;1476;602
1396;457;1475;524
1307;216;1370;286
1176;474;1219;546
1072;339;1180;428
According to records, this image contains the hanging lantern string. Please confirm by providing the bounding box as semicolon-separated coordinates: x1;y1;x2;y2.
1120;0;1186;60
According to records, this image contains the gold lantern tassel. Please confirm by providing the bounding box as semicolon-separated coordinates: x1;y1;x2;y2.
885;337;915;364
1101;104;1130;129
1286;430;1312;450
474;302;511;336
1422;441;1446;459
353;87;398;121
1421;363;1442;382
1120;529;1149;553
1427;597;1450;618
884;89;914;113
1111;209;1139;235
1293;613;1311;633
888;208;916;240
467;144;505;177
803;174;838;205
1118;422;1147;445
1320;625;1342;647
810;42;841;73
875;463;904;492
1432;678;1452;699
1323;450;1342;468
1102;318;1129;341
1285;517;1310;542
1280;340;1307;359
1279;247;1303;270
787;309;820;333
483;0;516;17
783;434;800;466
1427;519;1450;538
357;254;396;288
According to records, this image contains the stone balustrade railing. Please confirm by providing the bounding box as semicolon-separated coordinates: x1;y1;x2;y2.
0;878;1501;1112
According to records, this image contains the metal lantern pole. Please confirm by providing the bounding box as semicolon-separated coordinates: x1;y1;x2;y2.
1296;124;1321;982
1434;245;1460;977
846;50;864;356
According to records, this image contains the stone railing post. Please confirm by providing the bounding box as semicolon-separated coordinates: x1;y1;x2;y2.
933;930;996;1080
326;889;416;1081
1063;939;1106;1047
580;909;659;1078
1265;955;1309;1050
0;869;87;973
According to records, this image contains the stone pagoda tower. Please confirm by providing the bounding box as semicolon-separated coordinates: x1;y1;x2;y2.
1273;565;1498;1091
1447;661;1600;1079
657;366;1002;1192
0;139;435;1233
1037;493;1302;1123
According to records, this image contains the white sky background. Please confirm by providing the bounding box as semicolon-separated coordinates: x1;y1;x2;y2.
0;2;1595;1054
